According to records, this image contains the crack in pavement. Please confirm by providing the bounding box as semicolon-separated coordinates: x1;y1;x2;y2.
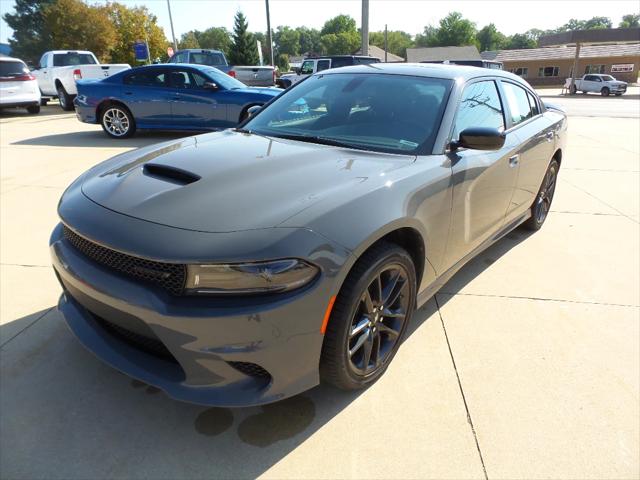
0;307;53;349
2;263;50;268
435;294;489;480
437;292;639;308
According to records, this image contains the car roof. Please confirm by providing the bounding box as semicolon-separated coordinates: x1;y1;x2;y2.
46;50;94;54
322;62;525;82
175;49;224;53
0;56;25;63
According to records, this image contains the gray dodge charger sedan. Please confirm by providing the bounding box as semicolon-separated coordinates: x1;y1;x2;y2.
50;64;567;406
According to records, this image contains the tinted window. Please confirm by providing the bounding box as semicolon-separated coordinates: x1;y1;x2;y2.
601;75;614;81
124;69;167;87
317;59;330;72
502;82;534;126
53;53;97;66
0;61;29;77
538;66;559;77
245;73;452;155
173;52;188;63
168;69;209;88
354;57;380;64
300;60;314;74
330;57;351;68
190;52;226;67
453;80;504;139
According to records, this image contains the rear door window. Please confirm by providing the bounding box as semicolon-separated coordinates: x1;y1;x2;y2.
453;80;505;139
53;53;97;66
502;82;534;126
316;59;330;72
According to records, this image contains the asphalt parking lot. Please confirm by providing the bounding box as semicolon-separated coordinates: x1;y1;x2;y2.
1;92;639;479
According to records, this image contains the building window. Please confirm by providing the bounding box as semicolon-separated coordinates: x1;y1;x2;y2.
511;67;528;78
538;66;559;77
585;64;605;74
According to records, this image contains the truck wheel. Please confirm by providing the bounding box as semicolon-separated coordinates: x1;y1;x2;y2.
57;85;74;111
26;105;40;114
601;87;610;97
39;94;48;106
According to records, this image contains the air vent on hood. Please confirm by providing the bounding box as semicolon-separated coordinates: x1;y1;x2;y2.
142;164;201;185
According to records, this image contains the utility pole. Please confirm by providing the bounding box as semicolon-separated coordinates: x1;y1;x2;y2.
384;24;388;62
361;0;369;56
265;0;274;66
166;0;178;51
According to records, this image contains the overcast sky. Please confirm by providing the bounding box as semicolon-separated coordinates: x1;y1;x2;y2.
0;0;638;44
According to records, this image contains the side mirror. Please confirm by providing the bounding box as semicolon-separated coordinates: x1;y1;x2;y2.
203;81;219;90
451;127;506;151
246;105;262;118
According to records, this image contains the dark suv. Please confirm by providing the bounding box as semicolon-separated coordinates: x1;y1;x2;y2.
277;55;380;88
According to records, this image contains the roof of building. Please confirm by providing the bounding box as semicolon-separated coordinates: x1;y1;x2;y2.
539;27;640;47
491;43;640;62
406;45;481;63
357;44;404;62
480;50;499;60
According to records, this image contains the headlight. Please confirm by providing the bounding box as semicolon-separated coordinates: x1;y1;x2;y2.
185;259;319;295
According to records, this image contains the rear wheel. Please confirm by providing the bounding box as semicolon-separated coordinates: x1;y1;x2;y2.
523;159;559;231
601;87;610;97
100;105;136;138
320;242;416;390
57;84;74;111
26;105;40;114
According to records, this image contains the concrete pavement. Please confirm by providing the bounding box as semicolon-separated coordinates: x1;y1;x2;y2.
0;103;638;479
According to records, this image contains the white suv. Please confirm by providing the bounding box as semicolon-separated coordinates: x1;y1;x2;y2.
0;57;41;114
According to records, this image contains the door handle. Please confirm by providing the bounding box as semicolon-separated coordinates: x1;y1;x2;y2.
509;154;519;167
545;131;554;142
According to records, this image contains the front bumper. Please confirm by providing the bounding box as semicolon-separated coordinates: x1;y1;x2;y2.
50;197;351;406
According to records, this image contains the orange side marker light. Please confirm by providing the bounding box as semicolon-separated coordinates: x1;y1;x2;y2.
320;295;337;334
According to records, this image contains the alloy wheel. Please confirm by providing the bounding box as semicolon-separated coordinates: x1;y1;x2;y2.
534;164;557;224
347;264;410;376
103;108;130;137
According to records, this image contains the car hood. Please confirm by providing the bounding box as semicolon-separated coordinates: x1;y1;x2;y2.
81;131;414;232
231;86;281;97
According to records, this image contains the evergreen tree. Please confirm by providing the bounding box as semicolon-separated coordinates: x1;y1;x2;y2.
3;0;55;64
228;11;259;65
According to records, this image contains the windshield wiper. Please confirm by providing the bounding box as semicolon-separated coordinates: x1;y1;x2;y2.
269;133;367;151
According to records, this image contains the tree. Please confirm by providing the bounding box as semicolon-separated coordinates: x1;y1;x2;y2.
414;25;438;47
320;14;357;36
296;26;322;54
107;2;168;64
274;53;289;73
619;14;639;28
197;27;232;54
433;12;477;46
319;14;359;55
178;31;200;49
476;24;507;52
583;16;612;29
506;33;537;49
43;0;116;62
3;0;55;64
228;11;259;65
369;30;413;58
274;26;300;56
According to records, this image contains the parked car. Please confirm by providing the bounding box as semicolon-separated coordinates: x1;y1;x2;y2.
74;63;281;138
277;55;381;88
169;49;276;87
0;56;41;114
51;64;566;406
566;74;627;96
32;50;130;110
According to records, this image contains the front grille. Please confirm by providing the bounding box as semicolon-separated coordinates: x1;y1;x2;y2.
94;315;178;363
227;361;271;379
63;225;186;295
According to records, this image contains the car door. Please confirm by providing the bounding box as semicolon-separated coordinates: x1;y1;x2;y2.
443;79;520;270
121;68;174;126
36;53;53;94
583;75;600;92
499;81;556;222
167;67;228;129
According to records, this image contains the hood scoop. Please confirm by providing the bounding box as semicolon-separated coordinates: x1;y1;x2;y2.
142;164;201;186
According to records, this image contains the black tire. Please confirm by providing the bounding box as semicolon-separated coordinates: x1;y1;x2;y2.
100;104;136;138
601;87;610;97
57;84;74;111
26;105;40;114
523;159;559;231
320;242;417;390
615;93;622;96
40;96;48;106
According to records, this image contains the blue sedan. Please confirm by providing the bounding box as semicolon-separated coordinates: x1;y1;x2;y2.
74;63;281;138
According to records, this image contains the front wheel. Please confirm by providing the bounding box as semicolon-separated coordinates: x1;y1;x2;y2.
100;105;136;138
57;85;74;111
523;159;559;231
601;87;610;97
320;242;416;390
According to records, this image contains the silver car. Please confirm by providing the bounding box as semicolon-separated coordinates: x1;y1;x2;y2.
50;63;567;406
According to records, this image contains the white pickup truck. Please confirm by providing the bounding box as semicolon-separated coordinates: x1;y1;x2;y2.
32;50;130;110
566;74;628;96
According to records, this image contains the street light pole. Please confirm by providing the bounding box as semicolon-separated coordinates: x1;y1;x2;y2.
384;24;388;62
166;0;178;51
361;0;369;56
265;0;274;66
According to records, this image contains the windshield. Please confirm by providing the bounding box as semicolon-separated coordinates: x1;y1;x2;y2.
601;75;615;81
201;67;246;90
53;53;97;66
191;52;227;67
0;61;29;77
245;73;452;155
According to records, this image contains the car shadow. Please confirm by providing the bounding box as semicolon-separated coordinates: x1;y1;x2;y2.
11;129;192;148
0;228;531;478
